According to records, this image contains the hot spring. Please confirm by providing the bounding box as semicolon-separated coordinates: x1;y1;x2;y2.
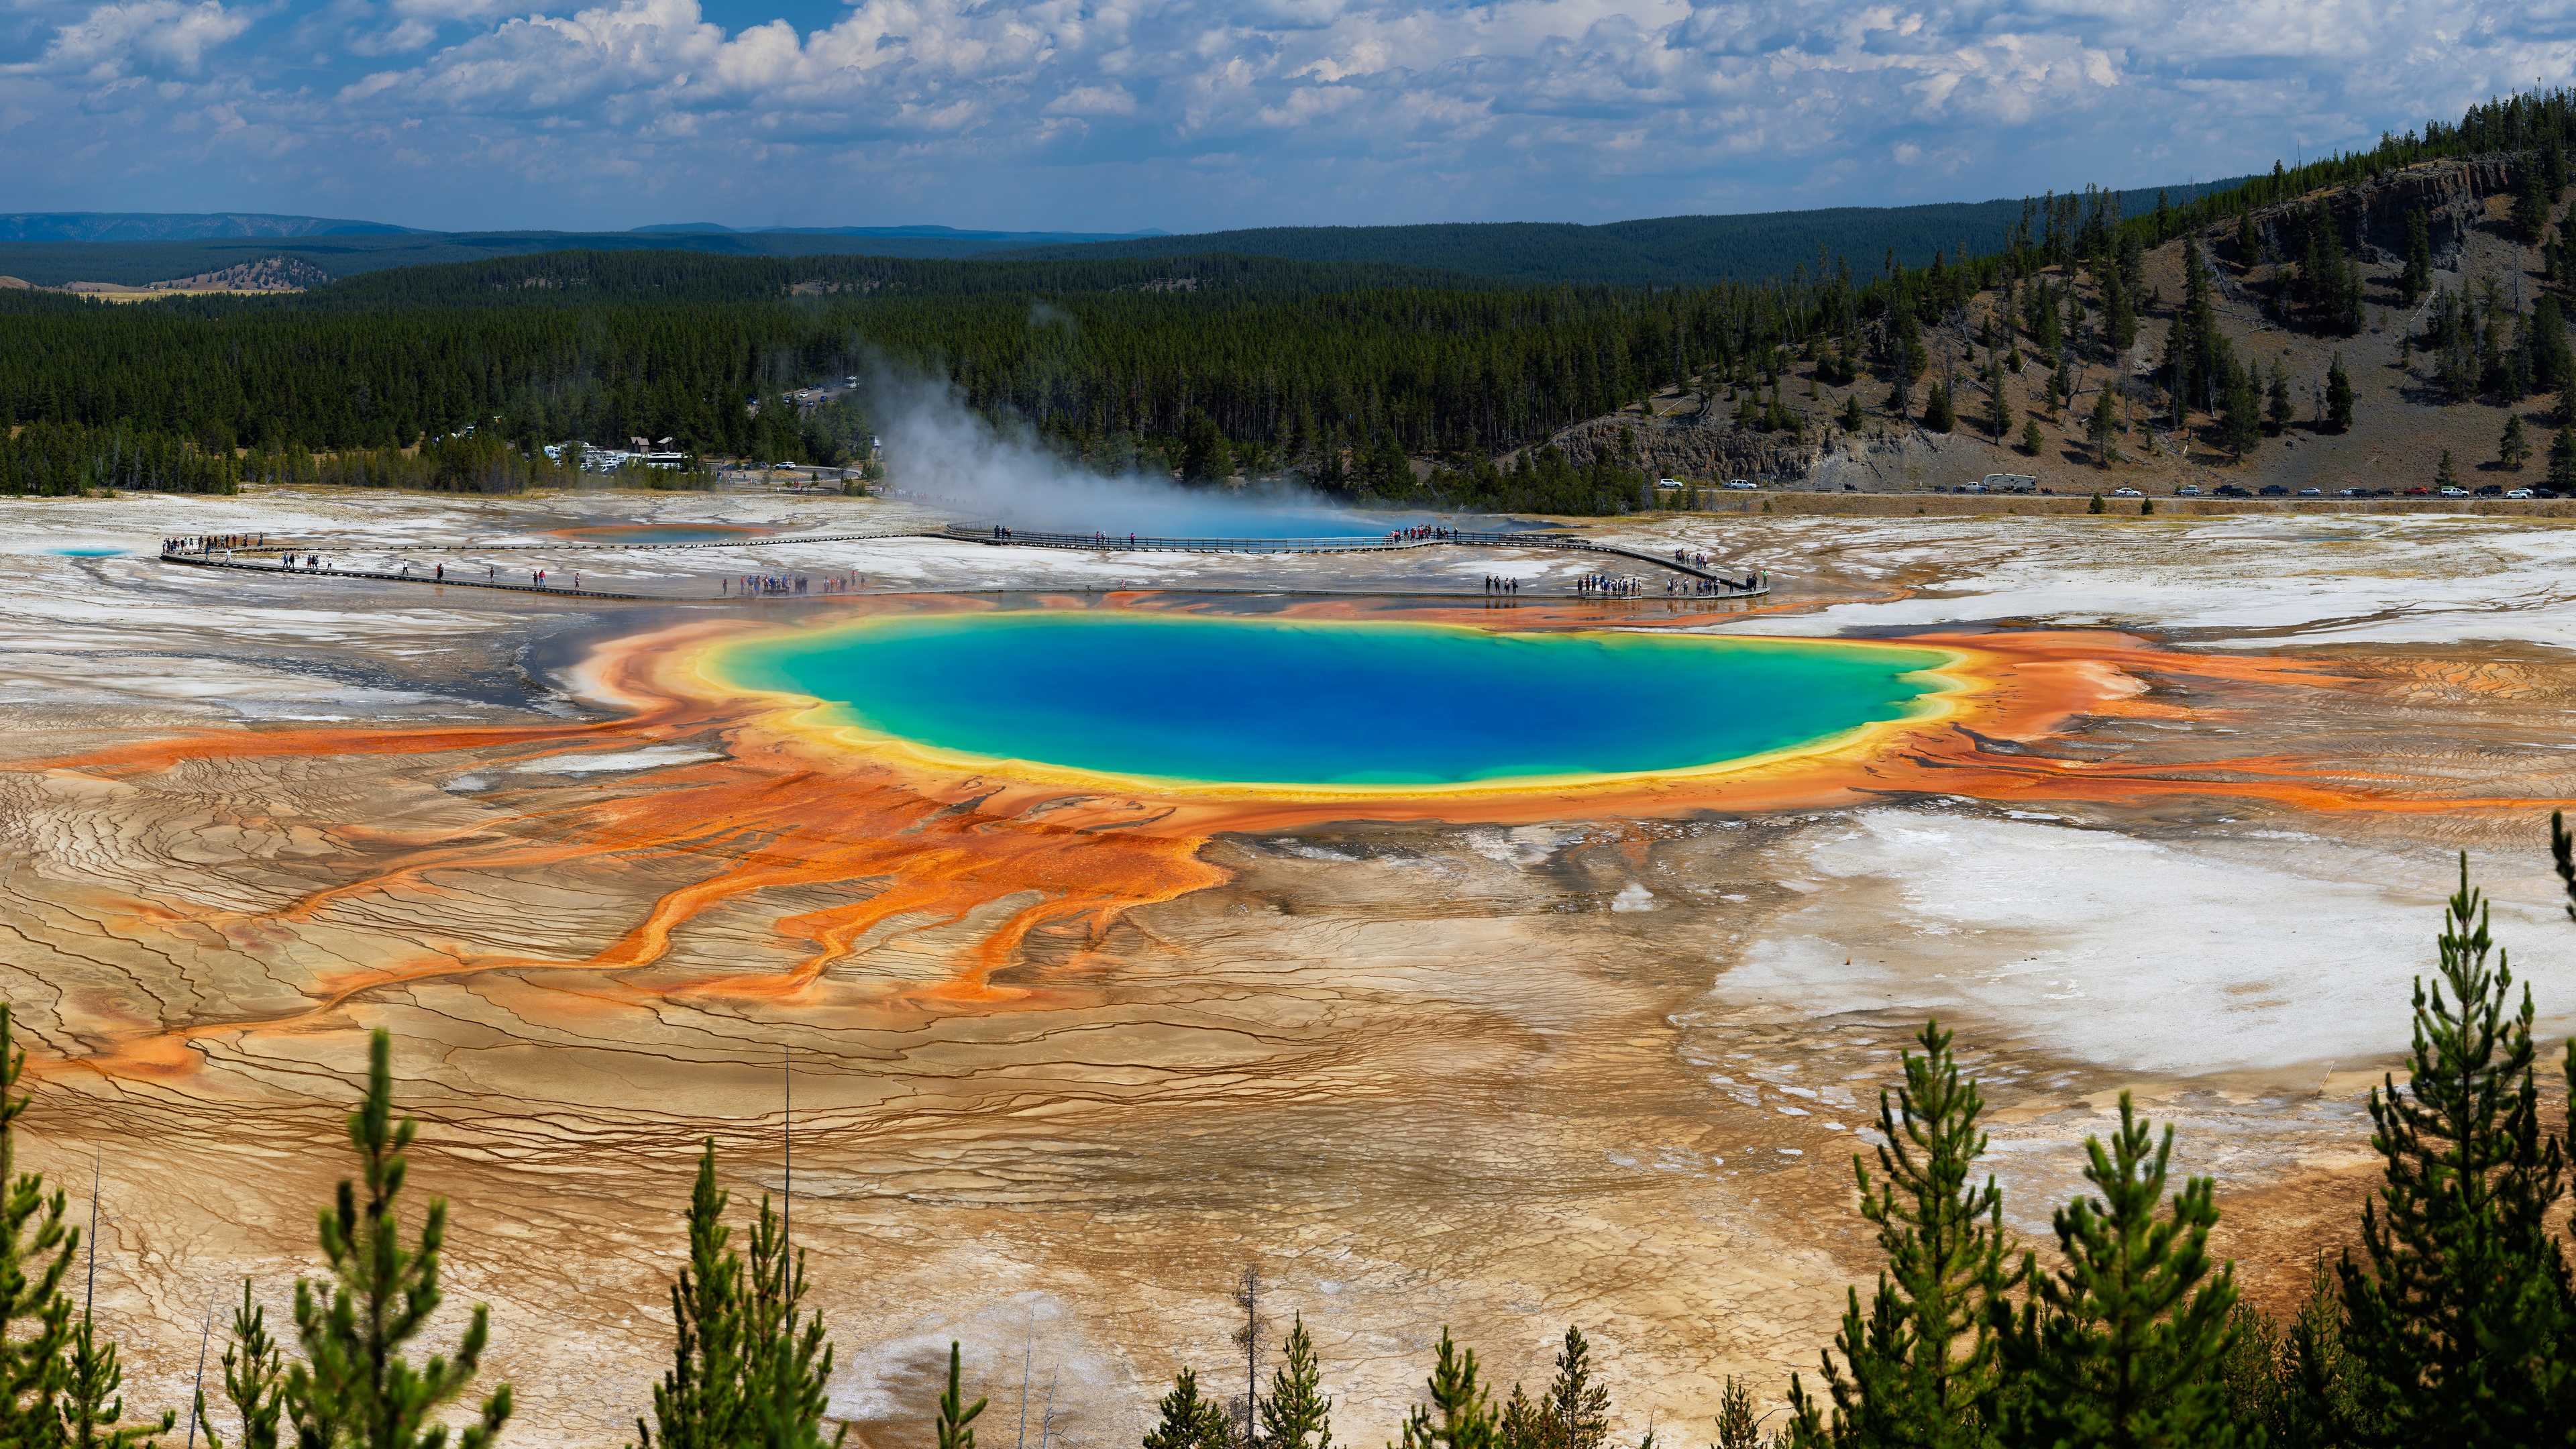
709;612;1960;790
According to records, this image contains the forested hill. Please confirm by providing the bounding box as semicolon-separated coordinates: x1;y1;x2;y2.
987;181;2254;284
253;249;1478;311
0;226;1174;290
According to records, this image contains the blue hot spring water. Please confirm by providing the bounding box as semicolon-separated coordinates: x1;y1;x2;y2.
712;612;1956;787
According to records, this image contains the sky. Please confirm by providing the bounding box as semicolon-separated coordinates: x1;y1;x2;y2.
0;1;2570;234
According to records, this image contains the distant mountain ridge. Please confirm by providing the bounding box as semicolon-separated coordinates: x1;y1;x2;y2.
0;212;420;243
632;223;1169;241
988;180;2255;284
0;182;2254;288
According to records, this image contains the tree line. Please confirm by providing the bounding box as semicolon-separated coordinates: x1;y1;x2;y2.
1;84;2568;506
13;816;2576;1447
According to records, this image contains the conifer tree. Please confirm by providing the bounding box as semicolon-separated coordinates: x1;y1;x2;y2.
1841;396;1864;433
197;1281;285;1449
1923;383;1955;434
2324;354;2353;432
1397;1331;1496;1449
2436;449;2460;491
62;1293;172;1449
2218;358;2263;457
2548;425;2576;493
2086;388;2119;466
2337;857;2570;1444
2532;296;2573;394
1784;1020;2017;1449
2266;362;2293;431
2402;209;2434;304
1994;1094;2245;1448
637;1142;745;1449
1144;1369;1226;1449
937;1345;987;1449
2277;1257;2359;1449
286;1028;511;1449
1886;307;1921;419
2019;419;2043;457
1711;1379;1768;1449
1258;1316;1331;1449
1499;1328;1607;1449
0;1004;79;1446
2514;160;2552;246
2500;413;2530;469
738;1192;841;1449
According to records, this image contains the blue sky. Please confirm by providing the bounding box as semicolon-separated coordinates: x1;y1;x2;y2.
1;0;2569;234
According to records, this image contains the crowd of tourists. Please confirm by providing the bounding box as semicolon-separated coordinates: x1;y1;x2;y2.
1577;573;1645;596
725;574;869;596
1481;575;1520;593
163;533;264;554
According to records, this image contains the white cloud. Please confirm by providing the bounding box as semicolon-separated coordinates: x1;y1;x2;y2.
0;0;2569;231
11;0;253;77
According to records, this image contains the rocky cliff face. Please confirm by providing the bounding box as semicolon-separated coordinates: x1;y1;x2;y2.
1544;409;1824;483
1541;409;2034;492
2233;154;2525;261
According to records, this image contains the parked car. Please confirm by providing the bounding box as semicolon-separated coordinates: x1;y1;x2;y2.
2214;484;2251;498
2298;487;2324;496
1724;479;1757;490
2440;486;2470;497
2176;484;2202;496
2110;487;2143;497
2473;484;2504;497
2402;486;2430;496
2532;488;2563;499
2507;488;2535;498
2337;487;2365;496
2259;484;2290;496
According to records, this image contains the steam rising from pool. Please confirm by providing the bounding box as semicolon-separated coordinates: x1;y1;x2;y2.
863;369;1447;539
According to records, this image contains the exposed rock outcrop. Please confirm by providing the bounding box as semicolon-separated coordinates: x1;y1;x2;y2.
2229;155;2526;263
61;254;329;293
1544;410;1823;484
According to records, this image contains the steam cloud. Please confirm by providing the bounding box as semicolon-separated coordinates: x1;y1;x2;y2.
860;366;1417;539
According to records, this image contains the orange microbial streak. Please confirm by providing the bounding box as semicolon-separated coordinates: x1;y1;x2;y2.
4;596;2542;1082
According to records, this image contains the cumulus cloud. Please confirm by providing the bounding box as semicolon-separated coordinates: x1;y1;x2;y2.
0;0;2569;231
10;0;253;76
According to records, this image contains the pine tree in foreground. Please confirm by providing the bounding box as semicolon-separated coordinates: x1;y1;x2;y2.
1710;1377;1770;1449
936;1344;986;1449
637;1142;746;1449
1994;1094;2246;1449
634;1138;844;1449
0;1002;76;1447
2338;856;2571;1444
286;1028;511;1449
1785;1020;2017;1449
197;1280;286;1449
1398;1330;1498;1449
1499;1328;1608;1449
1140;1367;1225;1449
1258;1315;1332;1449
739;1189;841;1449
61;1292;173;1449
